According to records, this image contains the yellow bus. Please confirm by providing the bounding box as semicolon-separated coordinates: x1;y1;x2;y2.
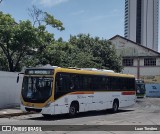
18;66;136;117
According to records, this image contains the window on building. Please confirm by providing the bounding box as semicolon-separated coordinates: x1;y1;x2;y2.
144;58;156;66
123;58;134;66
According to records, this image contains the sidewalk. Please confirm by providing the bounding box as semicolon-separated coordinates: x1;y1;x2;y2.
0;107;32;118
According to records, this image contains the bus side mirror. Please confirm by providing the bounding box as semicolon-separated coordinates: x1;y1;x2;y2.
17;72;24;83
17;75;19;83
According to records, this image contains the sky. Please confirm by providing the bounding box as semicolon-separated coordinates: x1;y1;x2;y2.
0;0;160;52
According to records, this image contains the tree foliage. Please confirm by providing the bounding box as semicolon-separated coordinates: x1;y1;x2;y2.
36;34;123;72
28;5;64;31
0;10;122;72
0;12;38;71
68;34;122;72
0;11;64;71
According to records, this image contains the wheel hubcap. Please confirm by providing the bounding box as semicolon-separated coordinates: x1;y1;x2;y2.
70;107;75;114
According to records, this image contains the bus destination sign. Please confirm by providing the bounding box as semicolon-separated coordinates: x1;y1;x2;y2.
25;69;53;75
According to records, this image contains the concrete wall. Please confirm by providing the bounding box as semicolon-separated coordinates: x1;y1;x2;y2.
0;71;23;108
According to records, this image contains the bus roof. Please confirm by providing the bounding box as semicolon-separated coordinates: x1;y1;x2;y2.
26;66;58;70
55;67;135;78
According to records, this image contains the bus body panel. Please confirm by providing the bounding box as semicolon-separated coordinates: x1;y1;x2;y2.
21;91;136;115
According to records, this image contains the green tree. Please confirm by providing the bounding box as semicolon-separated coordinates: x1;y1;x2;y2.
23;6;65;68
0;11;64;71
69;34;123;72
40;34;122;72
24;32;122;72
28;5;64;31
0;12;38;71
35;40;73;67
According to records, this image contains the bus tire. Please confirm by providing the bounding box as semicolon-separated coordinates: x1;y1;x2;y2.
112;100;119;113
69;102;78;117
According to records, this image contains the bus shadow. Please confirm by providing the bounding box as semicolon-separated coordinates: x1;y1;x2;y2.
136;99;145;103
26;109;134;121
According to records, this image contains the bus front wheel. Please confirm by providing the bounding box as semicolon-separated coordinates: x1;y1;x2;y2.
69;103;78;117
112;100;119;113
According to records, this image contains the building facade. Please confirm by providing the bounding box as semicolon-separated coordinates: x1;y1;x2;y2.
124;0;159;51
110;35;160;83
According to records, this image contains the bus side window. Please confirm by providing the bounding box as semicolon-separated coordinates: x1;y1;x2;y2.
122;78;126;90
75;74;80;90
92;76;98;91
70;74;75;90
55;73;63;92
107;77;111;90
56;73;72;92
112;77;116;90
83;76;88;91
102;77;107;91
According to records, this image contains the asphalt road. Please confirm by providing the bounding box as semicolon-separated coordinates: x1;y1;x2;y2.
0;98;160;134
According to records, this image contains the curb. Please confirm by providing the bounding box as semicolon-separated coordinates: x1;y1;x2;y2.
0;112;35;118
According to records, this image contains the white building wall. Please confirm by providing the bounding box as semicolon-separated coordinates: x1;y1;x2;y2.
122;67;137;77
122;66;160;79
141;0;159;50
0;71;23;108
125;0;137;41
140;67;160;76
133;59;137;66
125;0;159;51
144;0;153;49
110;36;160;83
141;0;147;47
128;0;137;42
157;58;160;66
139;59;144;66
154;0;159;51
111;37;159;57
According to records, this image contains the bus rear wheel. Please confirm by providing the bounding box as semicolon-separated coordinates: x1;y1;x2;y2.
112;100;119;113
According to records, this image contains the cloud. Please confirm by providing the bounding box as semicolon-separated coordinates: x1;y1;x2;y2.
82;9;122;23
82;15;108;23
70;10;85;16
33;0;70;7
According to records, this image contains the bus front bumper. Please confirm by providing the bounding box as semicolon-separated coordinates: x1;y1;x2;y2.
20;104;55;115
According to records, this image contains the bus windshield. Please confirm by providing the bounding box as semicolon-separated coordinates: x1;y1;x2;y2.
22;76;53;103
